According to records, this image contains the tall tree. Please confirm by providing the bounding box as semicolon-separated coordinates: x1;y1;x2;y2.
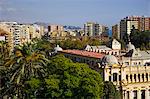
103;81;121;99
44;55;103;99
130;30;150;50
3;42;49;98
0;41;11;99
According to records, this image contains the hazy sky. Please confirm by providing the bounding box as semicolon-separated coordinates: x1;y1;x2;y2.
0;0;149;27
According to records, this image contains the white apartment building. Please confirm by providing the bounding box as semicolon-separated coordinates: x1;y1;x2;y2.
0;22;44;49
84;22;104;36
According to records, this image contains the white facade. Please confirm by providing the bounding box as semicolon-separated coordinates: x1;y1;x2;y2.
84;22;104;36
0;22;44;49
127;20;138;35
112;39;121;50
100;54;150;99
0;36;5;41
85;39;121;56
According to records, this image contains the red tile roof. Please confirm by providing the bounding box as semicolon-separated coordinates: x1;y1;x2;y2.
60;50;105;59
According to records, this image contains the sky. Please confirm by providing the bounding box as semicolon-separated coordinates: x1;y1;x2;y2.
0;0;149;27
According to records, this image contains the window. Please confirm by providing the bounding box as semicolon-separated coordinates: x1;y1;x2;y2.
109;76;111;81
134;74;136;82
138;74;140;82
142;74;144;81
139;62;141;65
119;75;121;81
133;91;137;99
127;91;129;99
125;62;129;65
113;73;117;81
126;75;128;81
146;73;148;81
130;75;132;82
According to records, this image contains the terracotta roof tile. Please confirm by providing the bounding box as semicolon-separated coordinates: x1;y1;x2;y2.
60;50;105;59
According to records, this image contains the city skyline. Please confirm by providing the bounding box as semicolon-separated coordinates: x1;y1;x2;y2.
0;0;149;27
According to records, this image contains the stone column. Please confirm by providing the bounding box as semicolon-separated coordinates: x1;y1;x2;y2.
136;74;139;82
140;74;142;82
124;91;128;99
144;74;147;82
128;75;131;83
111;74;113;82
132;74;135;83
130;90;134;99
145;89;149;99
137;90;141;99
148;73;150;82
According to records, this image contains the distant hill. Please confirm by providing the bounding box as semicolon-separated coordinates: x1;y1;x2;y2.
64;26;81;30
34;22;49;28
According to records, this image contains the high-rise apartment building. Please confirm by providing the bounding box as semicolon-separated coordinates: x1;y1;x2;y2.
125;16;150;31
0;22;45;49
48;24;64;33
48;24;64;37
144;17;150;31
84;22;108;36
84;22;96;36
120;20;138;40
112;24;120;39
113;16;150;40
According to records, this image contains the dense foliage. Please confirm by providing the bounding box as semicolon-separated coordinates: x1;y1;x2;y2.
0;40;105;99
130;30;150;50
122;28;150;50
56;37;105;50
103;81;121;99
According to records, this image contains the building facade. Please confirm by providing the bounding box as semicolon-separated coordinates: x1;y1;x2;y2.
57;39;150;99
84;22;108;37
0;22;44;49
112;24;120;39
113;16;150;40
48;24;67;37
120;19;138;40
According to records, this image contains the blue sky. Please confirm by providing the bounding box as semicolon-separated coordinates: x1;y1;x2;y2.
0;0;149;27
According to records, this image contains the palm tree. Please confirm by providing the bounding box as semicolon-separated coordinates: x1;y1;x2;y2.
0;41;11;65
0;41;12;98
3;42;49;98
32;38;53;59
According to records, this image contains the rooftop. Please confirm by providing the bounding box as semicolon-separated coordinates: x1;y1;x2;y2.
60;50;105;59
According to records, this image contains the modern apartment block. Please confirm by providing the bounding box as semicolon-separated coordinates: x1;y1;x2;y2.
0;22;44;49
84;22;108;36
48;24;64;32
126;16;150;31
48;24;65;37
112;16;150;40
120;20;138;39
112;24;120;39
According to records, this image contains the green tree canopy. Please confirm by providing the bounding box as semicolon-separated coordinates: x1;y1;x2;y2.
26;55;104;99
57;37;104;50
130;30;150;50
103;81;121;99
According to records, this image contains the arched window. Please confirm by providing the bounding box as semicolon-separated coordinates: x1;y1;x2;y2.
138;74;140;82
119;75;121;81
113;73;117;81
146;73;148;81
142;74;144;81
109;76;111;81
134;74;136;82
130;75;132;82
111;52;113;55
126;75;128;81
